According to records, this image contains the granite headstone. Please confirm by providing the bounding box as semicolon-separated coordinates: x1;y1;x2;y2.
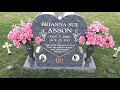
23;14;96;72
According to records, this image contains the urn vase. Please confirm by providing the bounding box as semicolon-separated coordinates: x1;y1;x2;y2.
25;41;35;61
85;45;94;63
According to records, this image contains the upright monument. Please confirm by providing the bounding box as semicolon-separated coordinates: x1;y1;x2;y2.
23;12;96;72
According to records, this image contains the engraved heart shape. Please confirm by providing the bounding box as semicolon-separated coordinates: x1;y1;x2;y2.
32;14;87;57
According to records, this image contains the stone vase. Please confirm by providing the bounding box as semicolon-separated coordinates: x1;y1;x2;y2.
25;41;35;66
85;45;94;63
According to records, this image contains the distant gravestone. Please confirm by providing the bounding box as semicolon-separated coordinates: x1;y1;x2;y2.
23;13;96;72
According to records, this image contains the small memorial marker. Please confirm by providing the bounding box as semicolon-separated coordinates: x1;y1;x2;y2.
2;42;12;55
113;47;120;58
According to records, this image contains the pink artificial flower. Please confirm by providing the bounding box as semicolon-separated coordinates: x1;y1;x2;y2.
97;24;103;30
11;34;16;41
21;27;27;33
24;33;29;39
28;29;33;34
92;21;101;25
107;36;113;41
107;36;115;47
7;31;13;40
22;39;27;44
98;38;106;47
35;37;42;44
94;34;99;40
7;19;35;48
86;41;91;45
79;36;86;44
90;25;98;31
78;21;115;48
103;43;110;48
12;27;20;32
109;41;115;47
12;31;20;39
86;32;97;45
102;36;115;48
19;21;26;28
27;35;32;41
26;23;32;29
102;27;109;34
20;34;24;40
88;38;96;45
86;32;94;39
25;33;33;41
87;27;92;32
13;40;21;48
20;24;25;28
96;41;100;46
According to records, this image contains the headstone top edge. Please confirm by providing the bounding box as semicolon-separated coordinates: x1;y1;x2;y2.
34;14;86;21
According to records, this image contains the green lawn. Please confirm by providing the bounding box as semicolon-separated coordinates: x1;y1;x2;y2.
0;12;120;78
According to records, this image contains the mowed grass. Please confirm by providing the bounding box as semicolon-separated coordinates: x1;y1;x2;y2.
0;12;120;78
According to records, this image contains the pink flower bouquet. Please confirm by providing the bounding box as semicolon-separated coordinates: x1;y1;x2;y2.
7;19;42;48
79;21;115;48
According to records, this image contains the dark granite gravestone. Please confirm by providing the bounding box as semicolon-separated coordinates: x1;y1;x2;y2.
23;14;96;72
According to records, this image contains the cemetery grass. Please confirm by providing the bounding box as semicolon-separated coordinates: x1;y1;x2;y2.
0;12;120;78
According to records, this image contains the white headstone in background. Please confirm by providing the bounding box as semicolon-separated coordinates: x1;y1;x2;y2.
42;12;55;16
56;12;80;19
64;12;75;16
38;12;80;19
64;12;80;16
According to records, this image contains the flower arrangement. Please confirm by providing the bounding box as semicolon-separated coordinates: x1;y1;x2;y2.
79;21;115;48
7;19;42;48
